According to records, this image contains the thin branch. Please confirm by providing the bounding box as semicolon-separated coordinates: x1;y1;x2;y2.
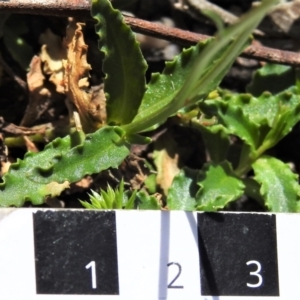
121;15;300;67
1;0;300;66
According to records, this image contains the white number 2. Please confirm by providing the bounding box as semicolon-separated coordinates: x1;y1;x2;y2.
246;260;263;288
85;261;97;289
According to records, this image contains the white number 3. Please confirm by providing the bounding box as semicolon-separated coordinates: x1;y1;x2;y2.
246;260;263;288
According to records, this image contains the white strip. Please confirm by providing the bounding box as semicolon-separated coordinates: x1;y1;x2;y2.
0;209;294;299
0;208;118;299
116;210;200;300
0;208;36;299
276;213;300;299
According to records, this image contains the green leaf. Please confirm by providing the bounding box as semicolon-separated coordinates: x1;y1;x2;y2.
174;0;278;110
201;9;225;32
80;179;137;209
252;156;300;212
201;86;300;155
197;124;230;163
144;173;157;194
124;38;247;134
247;63;295;96
262;96;300;150
80;190;107;209
122;0;278;134
131;40;212;131
200;88;300;176
102;186;115;208
0;127;130;207
222;87;300;128
167;168;198;210
124;189;138;209
136;191;161;210
200;99;260;151
196;161;245;211
115;178;125;208
92;0;147;125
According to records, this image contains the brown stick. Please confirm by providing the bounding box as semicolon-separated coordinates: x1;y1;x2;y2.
1;0;300;66
125;16;300;66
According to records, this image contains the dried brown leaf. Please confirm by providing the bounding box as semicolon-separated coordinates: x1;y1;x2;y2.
21;56;52;126
0;133;10;176
0;116;49;135
23;136;39;153
153;132;181;196
63;22;106;133
262;1;300;39
119;154;149;190
71;175;93;192
39;29;66;93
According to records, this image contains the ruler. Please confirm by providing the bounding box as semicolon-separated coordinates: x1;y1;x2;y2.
0;209;297;299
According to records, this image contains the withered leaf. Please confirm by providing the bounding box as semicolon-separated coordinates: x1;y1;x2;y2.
63;22;106;133
153;132;181;196
39;29;66;94
21;56;52;126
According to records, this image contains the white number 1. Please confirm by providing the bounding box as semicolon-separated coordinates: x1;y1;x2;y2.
246;260;263;288
85;261;97;289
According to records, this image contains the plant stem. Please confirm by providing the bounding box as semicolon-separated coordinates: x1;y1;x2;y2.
4;126;71;147
235;139;273;177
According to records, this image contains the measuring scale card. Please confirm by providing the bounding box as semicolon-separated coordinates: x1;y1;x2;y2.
0;209;297;299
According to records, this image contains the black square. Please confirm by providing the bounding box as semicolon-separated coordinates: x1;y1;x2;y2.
198;213;279;296
33;210;119;295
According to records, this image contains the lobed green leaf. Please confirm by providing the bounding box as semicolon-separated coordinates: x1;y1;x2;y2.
92;0;147;125
200;99;260;151
131;40;212;131
136;191;161;210
0;127;130;207
252;156;300;212
167;168;198;211
247;63;295;96
221;87;300;128
196;161;245;211
122;0;278;134
201;86;300;154
196;124;230;163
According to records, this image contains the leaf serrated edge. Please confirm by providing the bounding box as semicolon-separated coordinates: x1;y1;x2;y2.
92;0;147;125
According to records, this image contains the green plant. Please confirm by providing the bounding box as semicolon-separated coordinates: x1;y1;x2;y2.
0;0;287;211
80;178;161;210
167;80;300;212
80;179;136;209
